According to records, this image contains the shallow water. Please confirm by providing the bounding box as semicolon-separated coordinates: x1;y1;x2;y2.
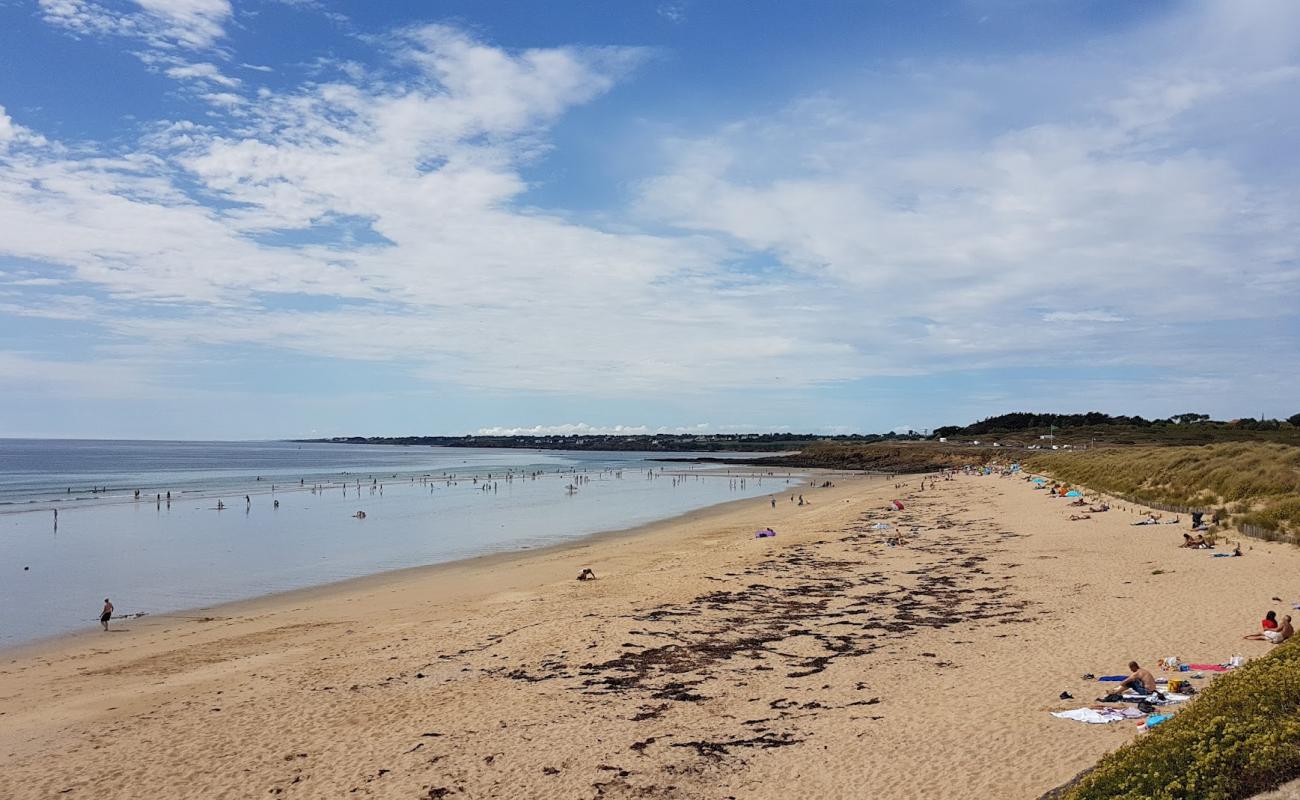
0;440;799;646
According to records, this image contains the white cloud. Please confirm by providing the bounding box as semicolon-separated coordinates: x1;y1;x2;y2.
3;6;1300;409
657;3;687;24
1042;311;1126;323
199;91;245;107
38;0;232;50
166;61;241;87
476;423;711;436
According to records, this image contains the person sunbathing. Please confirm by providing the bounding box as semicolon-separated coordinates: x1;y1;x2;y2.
1116;661;1157;695
1089;504;1110;512
1266;615;1295;644
1244;610;1279;639
1068;498;1088;507
1069;513;1091;521
1181;533;1209;549
1132;515;1161;526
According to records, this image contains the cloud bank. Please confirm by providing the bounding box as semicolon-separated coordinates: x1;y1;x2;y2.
3;1;1299;433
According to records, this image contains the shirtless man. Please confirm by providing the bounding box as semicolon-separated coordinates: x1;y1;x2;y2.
100;598;114;631
1117;661;1156;695
1267;615;1295;644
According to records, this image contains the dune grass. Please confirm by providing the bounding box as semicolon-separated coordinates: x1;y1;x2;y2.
1048;640;1300;800
774;441;988;472
1026;443;1300;539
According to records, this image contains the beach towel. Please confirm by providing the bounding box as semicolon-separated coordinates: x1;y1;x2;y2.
1052;708;1127;724
1122;691;1191;705
1187;664;1230;672
1065;490;1081;497
1097;675;1127;682
1211;553;1234;558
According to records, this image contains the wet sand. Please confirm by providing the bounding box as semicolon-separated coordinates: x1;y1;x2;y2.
2;472;1296;799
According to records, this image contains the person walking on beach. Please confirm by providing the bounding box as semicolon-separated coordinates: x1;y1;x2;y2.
100;598;114;631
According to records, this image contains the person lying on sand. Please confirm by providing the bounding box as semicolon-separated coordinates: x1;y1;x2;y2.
1244;610;1280;640
1115;661;1157;695
1132;515;1161;526
1089;504;1110;513
1068;498;1088;507
1068;514;1091;521
1181;533;1210;549
576;568;597;581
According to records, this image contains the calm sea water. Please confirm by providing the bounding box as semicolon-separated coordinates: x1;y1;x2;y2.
0;440;797;646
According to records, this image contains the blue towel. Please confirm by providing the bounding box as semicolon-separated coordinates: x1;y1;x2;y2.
1212;553;1233;558
1098;675;1127;681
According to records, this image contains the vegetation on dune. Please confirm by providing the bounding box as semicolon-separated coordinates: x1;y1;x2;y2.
1026;443;1300;539
1046;640;1300;800
770;441;987;472
934;412;1300;447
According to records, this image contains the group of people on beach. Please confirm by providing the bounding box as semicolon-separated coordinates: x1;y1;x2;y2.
1245;610;1294;644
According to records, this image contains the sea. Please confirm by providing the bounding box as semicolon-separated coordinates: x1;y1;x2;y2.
0;439;798;647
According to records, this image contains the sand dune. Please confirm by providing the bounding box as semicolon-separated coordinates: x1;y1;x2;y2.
2;473;1295;798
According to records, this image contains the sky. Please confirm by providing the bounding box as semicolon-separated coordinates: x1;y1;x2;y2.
1;0;1298;439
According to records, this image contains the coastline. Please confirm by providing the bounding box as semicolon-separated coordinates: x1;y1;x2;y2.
4;471;1297;799
0;475;833;659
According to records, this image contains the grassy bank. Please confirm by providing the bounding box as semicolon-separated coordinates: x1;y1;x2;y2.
768;441;987;472
1044;640;1300;800
1026;443;1300;540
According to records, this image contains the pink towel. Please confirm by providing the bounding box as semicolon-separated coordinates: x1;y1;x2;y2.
1187;664;1229;672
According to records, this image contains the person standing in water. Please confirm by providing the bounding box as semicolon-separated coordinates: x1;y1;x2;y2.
100;598;114;631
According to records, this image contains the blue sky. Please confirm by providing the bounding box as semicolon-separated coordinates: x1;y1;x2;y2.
1;0;1298;439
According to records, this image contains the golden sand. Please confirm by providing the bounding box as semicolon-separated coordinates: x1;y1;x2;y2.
2;473;1295;798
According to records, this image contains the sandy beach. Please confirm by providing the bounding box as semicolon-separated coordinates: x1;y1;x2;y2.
2;472;1295;799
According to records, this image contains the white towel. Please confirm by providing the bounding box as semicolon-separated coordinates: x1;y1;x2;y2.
1051;708;1127;724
